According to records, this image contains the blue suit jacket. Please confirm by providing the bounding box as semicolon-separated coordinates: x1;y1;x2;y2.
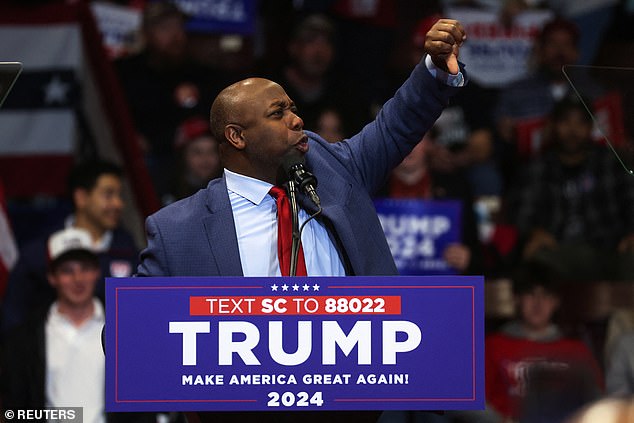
137;61;463;277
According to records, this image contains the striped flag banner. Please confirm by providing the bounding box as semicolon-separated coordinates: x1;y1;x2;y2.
0;11;81;197
0;3;160;244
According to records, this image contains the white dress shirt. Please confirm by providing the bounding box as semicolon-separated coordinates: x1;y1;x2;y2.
45;299;105;423
225;169;346;277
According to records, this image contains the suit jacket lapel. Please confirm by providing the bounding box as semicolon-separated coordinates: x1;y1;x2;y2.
203;177;244;276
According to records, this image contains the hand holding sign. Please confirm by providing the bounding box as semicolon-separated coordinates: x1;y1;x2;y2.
425;19;466;75
443;243;471;272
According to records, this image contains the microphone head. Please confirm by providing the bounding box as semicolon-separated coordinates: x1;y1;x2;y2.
277;156;300;184
281;156;304;177
280;156;321;207
281;156;317;189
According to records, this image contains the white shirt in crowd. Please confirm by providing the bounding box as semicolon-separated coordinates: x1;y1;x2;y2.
45;299;105;423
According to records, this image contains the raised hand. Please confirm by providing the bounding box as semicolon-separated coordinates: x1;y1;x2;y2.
424;18;466;75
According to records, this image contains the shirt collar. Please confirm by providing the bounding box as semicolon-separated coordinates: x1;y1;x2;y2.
64;215;113;252
224;168;274;206
49;298;105;326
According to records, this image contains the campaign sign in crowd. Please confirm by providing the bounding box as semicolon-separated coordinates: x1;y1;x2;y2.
374;199;462;275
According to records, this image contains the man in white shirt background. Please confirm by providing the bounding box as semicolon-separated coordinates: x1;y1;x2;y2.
1;227;105;423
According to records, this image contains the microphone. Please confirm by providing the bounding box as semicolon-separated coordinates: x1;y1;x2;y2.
283;158;321;207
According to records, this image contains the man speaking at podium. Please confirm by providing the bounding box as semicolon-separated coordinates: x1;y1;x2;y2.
135;18;466;423
137;18;467;280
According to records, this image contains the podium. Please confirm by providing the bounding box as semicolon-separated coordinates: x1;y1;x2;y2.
105;276;484;415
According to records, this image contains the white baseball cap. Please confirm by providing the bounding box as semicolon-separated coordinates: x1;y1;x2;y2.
47;227;98;268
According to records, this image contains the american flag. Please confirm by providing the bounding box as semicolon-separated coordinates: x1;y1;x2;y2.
0;2;160;244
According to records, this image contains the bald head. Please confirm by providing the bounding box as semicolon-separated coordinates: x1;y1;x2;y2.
210;78;282;143
208;77;306;183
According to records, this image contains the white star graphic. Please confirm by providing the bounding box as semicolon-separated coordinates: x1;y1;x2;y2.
44;75;70;104
292;284;300;291
282;284;289;291
303;284;310;291
312;284;320;291
271;284;279;291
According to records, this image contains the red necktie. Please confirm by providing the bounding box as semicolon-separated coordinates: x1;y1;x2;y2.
269;186;308;276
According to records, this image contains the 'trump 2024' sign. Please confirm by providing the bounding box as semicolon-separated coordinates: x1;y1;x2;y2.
106;276;484;412
375;199;462;275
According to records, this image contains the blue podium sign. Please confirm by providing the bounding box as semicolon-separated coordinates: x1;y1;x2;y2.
106;276;484;412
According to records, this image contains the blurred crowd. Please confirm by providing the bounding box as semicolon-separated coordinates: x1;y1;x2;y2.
2;0;634;422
